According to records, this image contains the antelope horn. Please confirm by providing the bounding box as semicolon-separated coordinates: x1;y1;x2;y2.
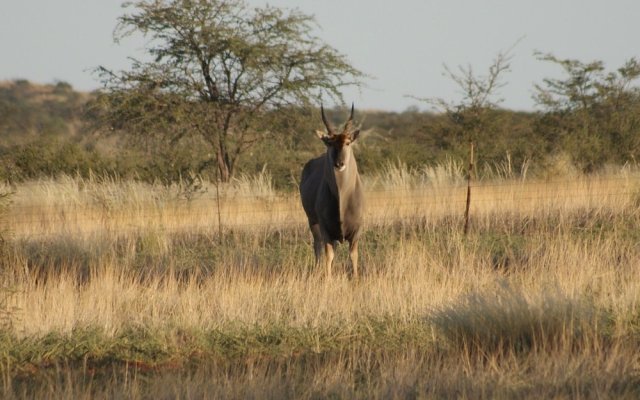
343;103;355;133
320;104;335;136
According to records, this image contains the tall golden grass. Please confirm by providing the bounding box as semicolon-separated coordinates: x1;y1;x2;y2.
6;165;638;237
2;166;640;398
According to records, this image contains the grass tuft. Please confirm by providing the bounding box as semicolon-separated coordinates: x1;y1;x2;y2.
429;282;607;354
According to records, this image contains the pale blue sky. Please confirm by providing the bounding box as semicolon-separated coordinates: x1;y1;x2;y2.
1;0;639;111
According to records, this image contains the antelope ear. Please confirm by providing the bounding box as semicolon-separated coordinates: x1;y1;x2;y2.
316;130;333;146
350;129;361;142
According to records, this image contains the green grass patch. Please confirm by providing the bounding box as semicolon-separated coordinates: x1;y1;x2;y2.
0;318;435;378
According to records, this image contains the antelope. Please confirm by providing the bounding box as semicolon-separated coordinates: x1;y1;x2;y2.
299;104;364;278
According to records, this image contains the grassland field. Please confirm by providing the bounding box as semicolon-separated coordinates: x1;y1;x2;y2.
1;166;640;399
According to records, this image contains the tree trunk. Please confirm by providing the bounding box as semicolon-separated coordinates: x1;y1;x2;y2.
209;115;232;183
216;145;231;183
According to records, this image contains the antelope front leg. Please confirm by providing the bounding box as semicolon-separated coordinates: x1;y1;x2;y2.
311;224;323;268
324;241;335;278
349;240;359;279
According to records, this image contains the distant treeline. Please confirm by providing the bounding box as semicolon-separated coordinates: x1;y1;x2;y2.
1;79;640;188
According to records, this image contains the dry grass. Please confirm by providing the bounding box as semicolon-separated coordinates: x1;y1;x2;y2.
2;167;640;398
6;167;638;237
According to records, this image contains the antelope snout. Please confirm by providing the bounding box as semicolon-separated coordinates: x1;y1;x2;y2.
334;161;346;171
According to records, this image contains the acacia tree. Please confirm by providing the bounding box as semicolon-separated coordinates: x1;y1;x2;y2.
95;0;362;182
429;50;512;144
534;53;640;170
410;47;515;166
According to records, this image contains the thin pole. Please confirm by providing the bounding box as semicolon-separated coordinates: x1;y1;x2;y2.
463;141;474;236
214;168;223;244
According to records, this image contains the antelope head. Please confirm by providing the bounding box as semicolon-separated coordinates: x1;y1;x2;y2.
317;104;361;172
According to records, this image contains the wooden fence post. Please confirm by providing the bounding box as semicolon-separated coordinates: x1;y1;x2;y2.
214;169;223;244
463;141;474;235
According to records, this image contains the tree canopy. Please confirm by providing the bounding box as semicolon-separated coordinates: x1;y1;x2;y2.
95;0;363;182
534;53;640;170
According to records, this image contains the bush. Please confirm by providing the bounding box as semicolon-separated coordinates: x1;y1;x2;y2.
0;139;110;181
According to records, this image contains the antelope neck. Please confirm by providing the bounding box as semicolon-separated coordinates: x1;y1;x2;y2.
325;155;357;199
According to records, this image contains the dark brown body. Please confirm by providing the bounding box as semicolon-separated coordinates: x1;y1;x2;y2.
300;105;364;278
